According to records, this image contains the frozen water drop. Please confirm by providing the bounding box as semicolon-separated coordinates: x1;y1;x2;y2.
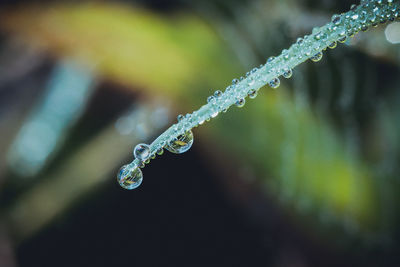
117;164;143;190
166;131;194;154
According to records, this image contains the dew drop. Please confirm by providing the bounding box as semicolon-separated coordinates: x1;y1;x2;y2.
177;114;184;122
235;98;246;108
157;148;164;155
117;164;143;190
207;95;215;104
232;78;239;85
310;52;323;62
248;89;257;99
267;56;276;63
214;90;222;97
328;41;337;49
269;78;280;89
338;36;347;43
166;131;194;154
332;14;342;25
134;144;151;161
282;68;293;79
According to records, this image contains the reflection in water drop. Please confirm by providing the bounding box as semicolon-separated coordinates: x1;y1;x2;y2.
166;130;194;154
117;164;143;190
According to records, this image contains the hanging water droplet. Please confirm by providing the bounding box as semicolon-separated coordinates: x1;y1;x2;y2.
117;164;143;190
328;41;337;49
166;131;194;154
332;14;342;25
269;78;280;89
338;36;347;43
157;148;164;155
310;52;323;62
235;98;245;107
248;89;257;99
134;144;151;161
282;68;292;79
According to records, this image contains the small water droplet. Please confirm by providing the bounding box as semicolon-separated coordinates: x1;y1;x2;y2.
297;38;304;45
338;36;347;43
310;52;323;62
235;98;246;107
328;41;337;49
232;79;239;85
248;89;257;99
117;164;143;190
166;131;194;154
269;78;280;89
282;68;292;79
134;144;151;161
214;90;222;97
177;114;184;122
207;95;215;104
157;148;164;155
267;56;275;63
332;14;342;25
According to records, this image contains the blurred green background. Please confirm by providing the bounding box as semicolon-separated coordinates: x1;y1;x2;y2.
0;0;400;266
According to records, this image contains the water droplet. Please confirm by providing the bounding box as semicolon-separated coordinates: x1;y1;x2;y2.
267;56;275;63
269;78;280;89
134;144;151;161
351;14;359;20
207;95;215;104
328;41;337;49
117;164;143;190
338;36;347;43
157;148;164;155
310;52;323;62
177;114;184;122
232;79;239;85
166;131;194;154
332;14;342;25
297;38;304;45
214;90;222;97
282;68;292;79
350;4;357;10
235;98;246;108
248;89;257;99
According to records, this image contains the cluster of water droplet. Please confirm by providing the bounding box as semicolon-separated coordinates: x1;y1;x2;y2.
117;0;400;190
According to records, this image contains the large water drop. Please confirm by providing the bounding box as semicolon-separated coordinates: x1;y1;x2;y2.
117;164;143;190
166;130;194;154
